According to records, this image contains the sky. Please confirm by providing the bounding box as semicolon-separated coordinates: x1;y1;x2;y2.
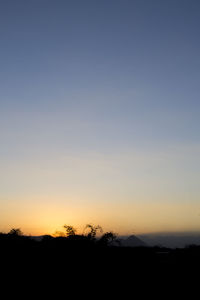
0;0;200;235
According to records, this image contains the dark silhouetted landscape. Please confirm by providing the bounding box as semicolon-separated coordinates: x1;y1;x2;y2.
1;225;200;296
2;225;200;279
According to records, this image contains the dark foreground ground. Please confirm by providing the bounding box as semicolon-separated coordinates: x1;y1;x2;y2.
1;233;199;295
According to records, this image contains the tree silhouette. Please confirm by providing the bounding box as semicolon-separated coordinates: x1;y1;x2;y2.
99;232;117;246
63;225;77;237
8;228;23;236
84;224;103;241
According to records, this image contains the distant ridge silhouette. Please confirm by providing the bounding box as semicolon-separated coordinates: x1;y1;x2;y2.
119;235;147;247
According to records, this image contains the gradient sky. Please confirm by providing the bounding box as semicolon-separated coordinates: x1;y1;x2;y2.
0;0;200;235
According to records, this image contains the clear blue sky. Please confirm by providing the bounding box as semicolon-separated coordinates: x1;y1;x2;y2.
0;0;200;235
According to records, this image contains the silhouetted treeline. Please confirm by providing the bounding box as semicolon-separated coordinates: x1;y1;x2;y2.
1;225;200;267
1;225;199;295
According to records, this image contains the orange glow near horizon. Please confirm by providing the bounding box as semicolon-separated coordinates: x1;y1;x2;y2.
1;196;200;236
1;0;200;242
